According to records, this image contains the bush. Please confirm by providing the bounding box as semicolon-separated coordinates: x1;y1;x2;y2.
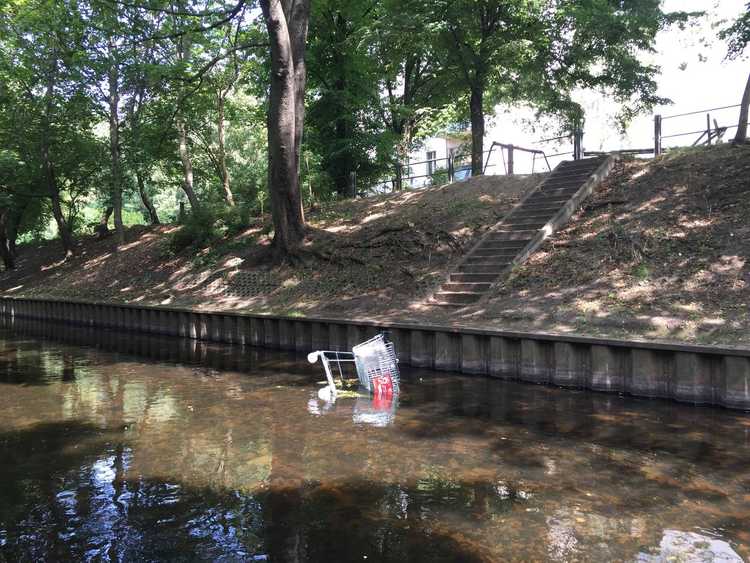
430;167;450;186
168;206;225;253
222;203;252;237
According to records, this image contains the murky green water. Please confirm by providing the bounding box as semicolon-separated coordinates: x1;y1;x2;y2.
0;318;749;562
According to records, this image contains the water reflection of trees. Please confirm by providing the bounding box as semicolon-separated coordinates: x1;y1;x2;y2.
1;318;749;560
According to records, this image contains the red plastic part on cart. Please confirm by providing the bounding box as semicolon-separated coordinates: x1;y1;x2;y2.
371;373;394;400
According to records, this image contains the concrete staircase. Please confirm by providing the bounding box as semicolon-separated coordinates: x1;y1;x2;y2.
431;155;616;307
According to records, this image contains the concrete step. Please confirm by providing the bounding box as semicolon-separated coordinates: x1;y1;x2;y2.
502;219;546;229
516;202;563;212
538;187;579;197
557;157;606;170
524;195;571;205
545;171;592;182
546;173;593;184
440;282;492;292
450;273;500;283
458;263;511;274
470;248;520;258
539;184;580;193
541;180;585;189
522;201;568;210
433;291;482;305
485;230;537;241
459;255;515;270
509;212;556;222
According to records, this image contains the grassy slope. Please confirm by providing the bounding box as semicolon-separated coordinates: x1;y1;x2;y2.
0;173;541;317
2;144;748;346
474;145;750;345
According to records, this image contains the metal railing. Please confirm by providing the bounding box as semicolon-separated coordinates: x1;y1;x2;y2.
483;142;552;175
654;104;745;155
371;129;584;195
356;104;745;197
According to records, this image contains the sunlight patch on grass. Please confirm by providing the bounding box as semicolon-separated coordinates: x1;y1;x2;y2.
282;277;300;289
40;258;68;271
223;257;243;268
361;211;388;224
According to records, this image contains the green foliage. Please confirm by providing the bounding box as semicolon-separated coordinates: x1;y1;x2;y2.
721;3;750;59
633;263;650;281
306;0;394;198
167;203;251;254
430;167;450;186
168;207;225;253
0;0;702;260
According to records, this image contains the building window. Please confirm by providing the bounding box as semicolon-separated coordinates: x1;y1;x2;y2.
427;151;437;175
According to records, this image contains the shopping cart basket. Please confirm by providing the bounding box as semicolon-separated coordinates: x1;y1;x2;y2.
307;333;400;398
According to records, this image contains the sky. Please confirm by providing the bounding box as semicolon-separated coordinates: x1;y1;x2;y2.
485;0;749;170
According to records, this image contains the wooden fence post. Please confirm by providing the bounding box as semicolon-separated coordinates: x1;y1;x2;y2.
654;114;662;156
507;144;514;175
573;127;583;160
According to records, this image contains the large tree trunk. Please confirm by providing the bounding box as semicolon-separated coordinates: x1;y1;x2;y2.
470;86;485;177
49;186;74;255
6;203;24;258
136;171;160;225
108;51;125;245
217;95;235;206
735;70;750;144
260;0;310;256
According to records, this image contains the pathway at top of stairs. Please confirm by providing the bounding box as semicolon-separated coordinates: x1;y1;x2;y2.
430;155;616;307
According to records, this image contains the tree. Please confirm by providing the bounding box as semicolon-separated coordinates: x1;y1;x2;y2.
420;0;685;176
0;0;99;255
370;0;452;190
260;0;310;256
209;27;244;207
435;2;545;175
307;0;385;197
721;3;750;143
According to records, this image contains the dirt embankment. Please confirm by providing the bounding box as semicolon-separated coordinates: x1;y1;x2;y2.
2;144;748;347
476;145;750;345
0;173;541;318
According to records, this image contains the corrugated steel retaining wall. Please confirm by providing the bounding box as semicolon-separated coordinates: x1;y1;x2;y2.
1;297;749;410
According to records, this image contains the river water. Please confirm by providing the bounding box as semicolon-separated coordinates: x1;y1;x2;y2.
0;318;748;562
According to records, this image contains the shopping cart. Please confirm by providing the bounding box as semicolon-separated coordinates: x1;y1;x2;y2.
307;333;400;399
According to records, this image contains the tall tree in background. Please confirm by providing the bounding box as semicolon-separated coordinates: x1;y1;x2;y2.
371;0;451;189
307;0;383;198
87;1;129;244
424;0;685;176
434;1;543;176
722;3;750;143
0;0;97;255
260;0;310;256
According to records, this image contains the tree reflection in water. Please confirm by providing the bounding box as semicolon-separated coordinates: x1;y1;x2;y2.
0;317;748;562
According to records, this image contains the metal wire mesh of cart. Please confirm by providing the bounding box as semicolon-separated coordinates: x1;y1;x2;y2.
352;334;400;395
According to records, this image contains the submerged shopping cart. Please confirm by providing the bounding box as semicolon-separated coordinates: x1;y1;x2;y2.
307;333;400;399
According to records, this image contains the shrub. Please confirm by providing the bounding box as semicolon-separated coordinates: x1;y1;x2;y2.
430;167;450;186
168;206;225;253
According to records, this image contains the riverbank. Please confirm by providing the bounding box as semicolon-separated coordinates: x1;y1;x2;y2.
1;144;748;346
